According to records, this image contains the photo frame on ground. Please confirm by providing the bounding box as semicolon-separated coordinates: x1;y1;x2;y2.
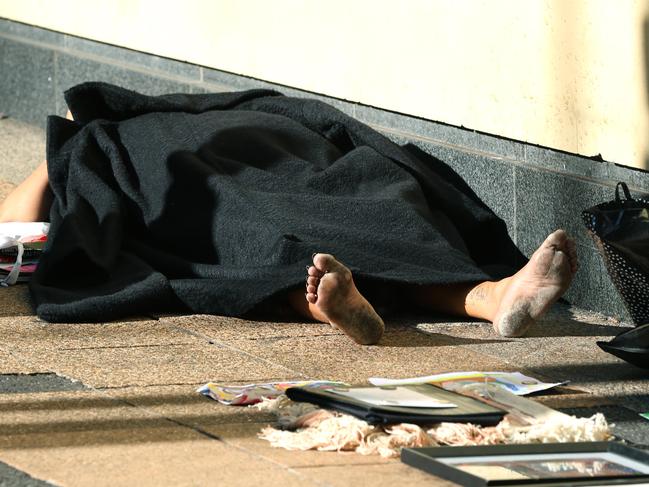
401;442;649;486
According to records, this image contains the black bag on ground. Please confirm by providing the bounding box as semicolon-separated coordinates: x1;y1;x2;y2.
583;182;649;369
582;182;649;325
596;323;649;369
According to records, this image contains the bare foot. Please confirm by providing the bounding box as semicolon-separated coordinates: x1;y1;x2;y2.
492;229;578;337
306;253;384;345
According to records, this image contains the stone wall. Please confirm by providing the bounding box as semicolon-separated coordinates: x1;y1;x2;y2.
2;18;648;321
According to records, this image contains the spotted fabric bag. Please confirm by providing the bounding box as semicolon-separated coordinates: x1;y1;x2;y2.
582;182;649;326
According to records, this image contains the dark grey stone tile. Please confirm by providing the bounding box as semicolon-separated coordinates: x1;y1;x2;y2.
190;80;232;94
0;373;87;394
54;53;197;115
62;35;201;81
355;104;525;162
200;68;357;116
0;459;54;486
289;91;357;118
0;38;56;126
563;244;630;321
525;144;610;181
201;66;265;91
394;140;516;238
513;168;636;319
608;163;649;195
0;18;64;48
514;166;615;254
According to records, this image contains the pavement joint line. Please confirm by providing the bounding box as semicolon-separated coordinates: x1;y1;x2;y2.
292;462;390;470
57;341;198;351
231;333;342;341
97;382;207;390
211;433;340;484
166;324;309;379
110;393;334;484
115;393;228;442
95;378;297;390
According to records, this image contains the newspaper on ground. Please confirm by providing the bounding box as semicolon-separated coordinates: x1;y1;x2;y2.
368;371;567;396
198;380;348;405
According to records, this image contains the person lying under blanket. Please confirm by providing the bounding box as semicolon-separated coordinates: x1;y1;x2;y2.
0;83;578;345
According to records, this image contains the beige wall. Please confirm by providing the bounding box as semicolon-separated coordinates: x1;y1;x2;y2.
2;0;648;169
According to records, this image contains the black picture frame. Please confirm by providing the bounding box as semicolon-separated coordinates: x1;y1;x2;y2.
401;442;649;486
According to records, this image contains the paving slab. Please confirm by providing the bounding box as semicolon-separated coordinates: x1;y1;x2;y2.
0;348;52;375
0;373;87;394
0;318;197;351
521;336;649;395
222;328;519;384
16;342;300;388
0;389;158;449
161;313;343;341
201;420;392;468
104;383;278;427
104;385;390;468
0;419;315;487
0;285;35;317
0;350;31;374
414;304;627;368
296;462;455;486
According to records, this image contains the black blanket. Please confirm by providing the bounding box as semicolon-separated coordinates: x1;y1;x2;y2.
30;82;526;322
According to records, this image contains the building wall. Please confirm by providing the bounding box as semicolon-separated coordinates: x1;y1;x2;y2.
2;17;649;321
0;0;648;169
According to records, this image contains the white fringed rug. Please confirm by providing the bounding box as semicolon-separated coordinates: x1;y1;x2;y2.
257;396;612;459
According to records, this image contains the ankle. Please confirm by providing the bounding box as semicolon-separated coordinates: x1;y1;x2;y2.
464;279;507;322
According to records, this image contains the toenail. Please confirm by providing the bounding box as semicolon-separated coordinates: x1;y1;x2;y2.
305;265;311;271
312;253;317;259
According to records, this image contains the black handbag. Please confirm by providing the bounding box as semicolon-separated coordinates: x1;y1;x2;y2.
583;182;649;369
582;182;649;326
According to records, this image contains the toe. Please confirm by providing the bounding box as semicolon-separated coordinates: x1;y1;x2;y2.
307;284;317;294
306;292;317;303
307;276;319;287
544;229;568;248
313;253;338;273
307;265;324;278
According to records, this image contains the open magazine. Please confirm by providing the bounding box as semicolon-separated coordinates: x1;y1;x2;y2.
0;222;49;286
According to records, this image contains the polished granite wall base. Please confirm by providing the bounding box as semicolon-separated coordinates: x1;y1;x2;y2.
2;18;647;322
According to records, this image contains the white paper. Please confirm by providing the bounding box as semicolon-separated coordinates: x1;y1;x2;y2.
368;371;567;396
0;222;49;240
328;386;456;408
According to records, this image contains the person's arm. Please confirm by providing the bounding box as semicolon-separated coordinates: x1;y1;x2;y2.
0;110;73;223
0;161;52;223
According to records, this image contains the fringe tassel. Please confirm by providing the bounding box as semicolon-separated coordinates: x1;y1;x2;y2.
256;398;612;458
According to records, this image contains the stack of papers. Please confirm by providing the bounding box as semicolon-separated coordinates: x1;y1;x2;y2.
329;386;457;408
0;222;49;285
368;371;567;396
